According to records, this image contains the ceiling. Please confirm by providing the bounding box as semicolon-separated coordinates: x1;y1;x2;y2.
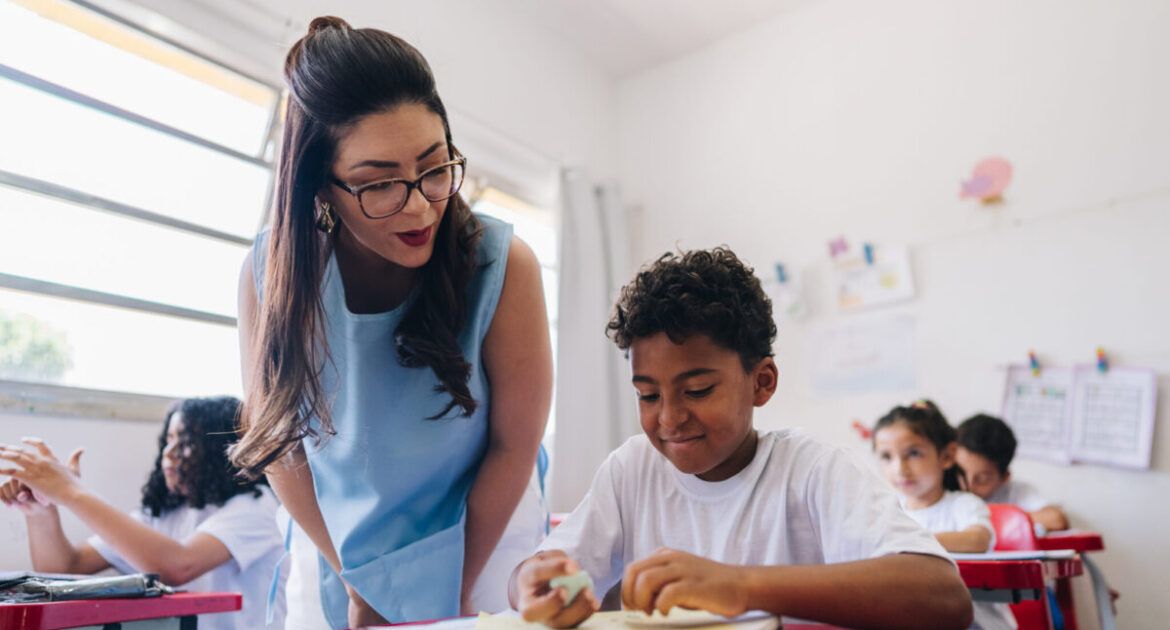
512;0;811;78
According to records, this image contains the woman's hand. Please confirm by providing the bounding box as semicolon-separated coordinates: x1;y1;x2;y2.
0;438;85;507
516;550;599;628
347;586;389;628
622;548;750;617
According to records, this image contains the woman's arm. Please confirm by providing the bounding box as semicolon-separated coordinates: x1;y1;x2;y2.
462;237;554;609
238;253;383;625
934;525;993;553
1;478;108;574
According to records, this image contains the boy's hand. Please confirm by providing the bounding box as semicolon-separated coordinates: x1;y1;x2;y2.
622;548;750;617
517;550;599;627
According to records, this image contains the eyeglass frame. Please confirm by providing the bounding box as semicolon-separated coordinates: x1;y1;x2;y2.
328;155;467;219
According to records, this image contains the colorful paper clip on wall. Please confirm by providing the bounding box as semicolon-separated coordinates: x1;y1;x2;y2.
1028;350;1040;377
1096;346;1108;373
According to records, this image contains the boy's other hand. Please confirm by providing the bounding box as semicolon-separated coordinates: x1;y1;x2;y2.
622;548;749;617
517;550;599;627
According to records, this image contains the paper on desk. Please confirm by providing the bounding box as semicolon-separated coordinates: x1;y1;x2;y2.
949;550;1077;560
476;609;779;630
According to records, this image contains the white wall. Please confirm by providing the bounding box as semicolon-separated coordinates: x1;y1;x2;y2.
616;0;1170;627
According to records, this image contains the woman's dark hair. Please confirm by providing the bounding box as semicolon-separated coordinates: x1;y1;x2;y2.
142;396;268;517
232;17;482;477
606;246;776;371
872;399;966;492
956;414;1017;475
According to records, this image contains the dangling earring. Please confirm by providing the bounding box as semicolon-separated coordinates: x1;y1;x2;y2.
315;200;337;234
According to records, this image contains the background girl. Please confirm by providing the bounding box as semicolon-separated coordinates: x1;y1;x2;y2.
0;396;285;630
872;400;1015;630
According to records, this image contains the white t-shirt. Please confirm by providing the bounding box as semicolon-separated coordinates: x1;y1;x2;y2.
900;491;1016;630
539;429;952;601
89;487;287;630
988;479;1051;513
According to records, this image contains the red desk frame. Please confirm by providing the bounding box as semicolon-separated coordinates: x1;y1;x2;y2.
0;592;241;630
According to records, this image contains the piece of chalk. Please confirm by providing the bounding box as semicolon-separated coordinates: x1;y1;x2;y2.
549;571;593;605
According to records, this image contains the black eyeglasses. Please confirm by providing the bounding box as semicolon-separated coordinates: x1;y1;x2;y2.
330;156;466;219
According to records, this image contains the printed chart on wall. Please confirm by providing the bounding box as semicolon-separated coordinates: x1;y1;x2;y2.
1002;365;1157;469
1001;366;1075;464
1068;366;1158;469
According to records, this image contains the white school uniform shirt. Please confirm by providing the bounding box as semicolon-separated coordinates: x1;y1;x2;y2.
89;486;287;630
987;479;1052;513
539;429;953;602
900;491;1017;630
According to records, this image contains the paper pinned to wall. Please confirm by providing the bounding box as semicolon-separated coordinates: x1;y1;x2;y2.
808;312;916;395
832;244;915;311
1069;365;1158;469
1002;364;1158;469
1002;366;1075;464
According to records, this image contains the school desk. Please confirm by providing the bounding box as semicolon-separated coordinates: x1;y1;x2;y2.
954;552;1083;604
1037;531;1114;630
0;591;241;629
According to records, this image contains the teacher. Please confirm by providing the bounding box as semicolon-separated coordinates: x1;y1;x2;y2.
232;16;552;629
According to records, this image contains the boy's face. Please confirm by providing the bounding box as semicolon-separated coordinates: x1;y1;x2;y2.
955;446;1009;500
629;332;777;482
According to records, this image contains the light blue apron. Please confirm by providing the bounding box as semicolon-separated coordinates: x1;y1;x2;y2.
254;215;512;627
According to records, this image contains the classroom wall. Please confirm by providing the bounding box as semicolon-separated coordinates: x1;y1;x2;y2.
615;0;1170;627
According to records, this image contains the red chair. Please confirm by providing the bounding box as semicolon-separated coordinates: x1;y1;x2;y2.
988;504;1053;630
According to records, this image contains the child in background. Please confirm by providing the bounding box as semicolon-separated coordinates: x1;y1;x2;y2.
0;396;285;630
510;248;972;630
955;414;1069;534
873;401;1016;630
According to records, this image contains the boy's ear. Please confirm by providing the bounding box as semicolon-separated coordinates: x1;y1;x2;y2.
752;357;779;407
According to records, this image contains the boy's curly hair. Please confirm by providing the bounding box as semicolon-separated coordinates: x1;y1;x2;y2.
141;396;268;517
606;247;776;371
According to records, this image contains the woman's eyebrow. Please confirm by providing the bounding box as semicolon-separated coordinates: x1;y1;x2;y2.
347;141;445;172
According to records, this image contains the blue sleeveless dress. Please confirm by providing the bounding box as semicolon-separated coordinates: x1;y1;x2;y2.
252;214;513;627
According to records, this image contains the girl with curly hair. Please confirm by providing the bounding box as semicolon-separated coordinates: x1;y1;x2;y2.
0;396;285;630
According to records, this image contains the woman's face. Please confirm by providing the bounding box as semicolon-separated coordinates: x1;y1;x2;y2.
323;103;452;270
161;412;191;494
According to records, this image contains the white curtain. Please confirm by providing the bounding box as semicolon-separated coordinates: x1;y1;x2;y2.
548;168;637;512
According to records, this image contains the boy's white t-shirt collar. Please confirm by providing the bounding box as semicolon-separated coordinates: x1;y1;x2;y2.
669;431;773;500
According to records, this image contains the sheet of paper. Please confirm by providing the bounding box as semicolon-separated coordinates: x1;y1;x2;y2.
1001;365;1074;464
832;245;915;311
1068;365;1157;469
808;312;916;395
950;550;1077;561
476;610;779;630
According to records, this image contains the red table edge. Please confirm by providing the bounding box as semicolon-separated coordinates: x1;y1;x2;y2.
1036;531;1105;553
0;592;241;628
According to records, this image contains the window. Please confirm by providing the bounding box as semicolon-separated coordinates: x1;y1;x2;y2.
0;0;278;398
471;187;560;438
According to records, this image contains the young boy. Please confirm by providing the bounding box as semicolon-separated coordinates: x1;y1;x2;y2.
955;414;1070;533
508;248;972;629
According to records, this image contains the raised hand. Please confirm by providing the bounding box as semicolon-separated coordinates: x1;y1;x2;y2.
0;438;85;507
